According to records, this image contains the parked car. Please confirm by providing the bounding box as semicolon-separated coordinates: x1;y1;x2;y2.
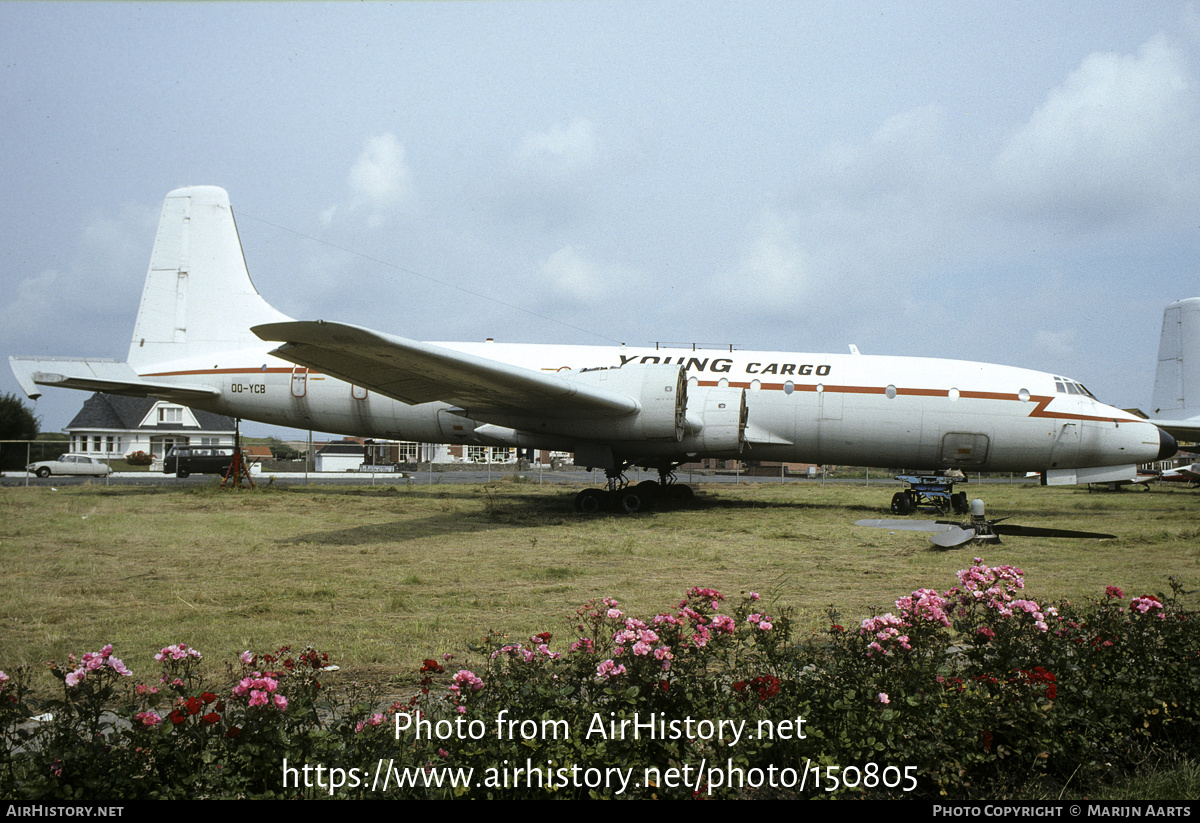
163;446;236;478
26;454;113;478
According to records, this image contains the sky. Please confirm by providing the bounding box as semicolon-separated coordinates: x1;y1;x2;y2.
3;1;1199;438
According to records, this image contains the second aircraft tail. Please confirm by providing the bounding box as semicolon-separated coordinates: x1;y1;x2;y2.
1148;297;1200;441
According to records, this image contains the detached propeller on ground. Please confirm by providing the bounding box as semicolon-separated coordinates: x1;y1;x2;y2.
855;499;1116;549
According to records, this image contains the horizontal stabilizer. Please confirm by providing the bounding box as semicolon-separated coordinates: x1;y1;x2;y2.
9;356;220;403
253;320;639;419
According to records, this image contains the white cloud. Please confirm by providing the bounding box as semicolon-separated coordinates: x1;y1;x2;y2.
2;199;161;369
728;209;811;310
808;104;951;198
718;107;960;322
992;35;1200;222
324;133;416;228
540;244;635;303
350;134;411;206
514;118;600;183
1034;328;1077;360
80;203;159;275
792;104;964;275
6;269;60;337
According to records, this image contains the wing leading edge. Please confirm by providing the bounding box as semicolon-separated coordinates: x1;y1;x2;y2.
252;320;642;419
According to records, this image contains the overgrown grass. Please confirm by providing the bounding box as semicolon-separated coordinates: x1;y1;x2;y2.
1;480;1197;695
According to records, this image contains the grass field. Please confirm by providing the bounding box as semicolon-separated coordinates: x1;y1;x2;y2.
2;478;1198;691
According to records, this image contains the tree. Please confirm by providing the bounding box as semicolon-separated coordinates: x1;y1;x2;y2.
264;436;304;461
0;393;40;471
0;393;38;441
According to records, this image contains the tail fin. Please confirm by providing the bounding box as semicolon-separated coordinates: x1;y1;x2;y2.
1151;297;1200;421
127;186;291;370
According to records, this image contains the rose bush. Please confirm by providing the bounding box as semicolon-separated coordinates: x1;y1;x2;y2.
2;565;1197;799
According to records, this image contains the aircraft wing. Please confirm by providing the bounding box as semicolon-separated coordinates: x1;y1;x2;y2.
9;356;221;403
253;320;640;419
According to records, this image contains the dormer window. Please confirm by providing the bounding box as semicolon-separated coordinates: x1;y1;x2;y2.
158;406;183;424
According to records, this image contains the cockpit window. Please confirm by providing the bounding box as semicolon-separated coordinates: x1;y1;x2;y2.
1053;376;1098;399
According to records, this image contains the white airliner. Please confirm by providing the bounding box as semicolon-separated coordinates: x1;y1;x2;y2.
9;187;1178;511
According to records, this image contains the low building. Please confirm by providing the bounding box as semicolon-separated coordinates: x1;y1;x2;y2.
314;441;368;472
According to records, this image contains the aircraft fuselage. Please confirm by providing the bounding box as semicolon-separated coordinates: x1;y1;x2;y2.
139;340;1164;473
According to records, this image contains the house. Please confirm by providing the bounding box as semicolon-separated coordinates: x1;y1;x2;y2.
65;393;236;459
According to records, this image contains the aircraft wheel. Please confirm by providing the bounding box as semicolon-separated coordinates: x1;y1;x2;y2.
636;479;660;499
891;491;915;515
36;467;51;478
951;492;969;514
617;488;652;514
574;489;606;514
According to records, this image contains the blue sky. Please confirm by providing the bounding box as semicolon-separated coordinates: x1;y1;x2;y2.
4;2;1199;436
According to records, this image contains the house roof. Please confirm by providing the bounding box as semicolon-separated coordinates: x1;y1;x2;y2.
317;443;366;455
66;393;236;433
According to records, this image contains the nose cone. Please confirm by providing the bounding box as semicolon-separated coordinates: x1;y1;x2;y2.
1158;426;1178;461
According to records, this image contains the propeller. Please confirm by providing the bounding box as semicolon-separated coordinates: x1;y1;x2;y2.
855;499;1116;549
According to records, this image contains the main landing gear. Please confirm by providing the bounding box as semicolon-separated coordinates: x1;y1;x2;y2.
574;463;696;515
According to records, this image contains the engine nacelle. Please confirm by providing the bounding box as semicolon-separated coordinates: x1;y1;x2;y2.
558;364;686;441
679;386;747;454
